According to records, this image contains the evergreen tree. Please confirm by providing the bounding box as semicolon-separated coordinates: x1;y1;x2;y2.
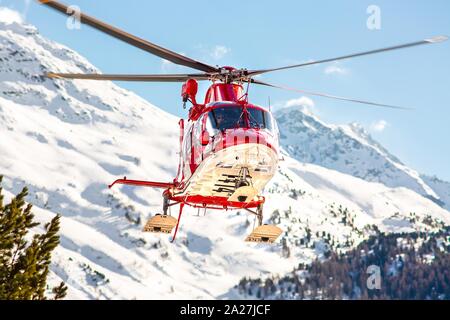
0;176;67;300
239;226;450;300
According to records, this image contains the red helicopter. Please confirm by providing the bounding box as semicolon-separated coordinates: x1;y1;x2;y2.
39;0;447;243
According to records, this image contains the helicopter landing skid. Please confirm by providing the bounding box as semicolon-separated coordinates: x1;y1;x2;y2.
245;224;283;243
143;214;177;234
245;204;282;243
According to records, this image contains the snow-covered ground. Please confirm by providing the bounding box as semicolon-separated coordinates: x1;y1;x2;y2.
0;8;448;299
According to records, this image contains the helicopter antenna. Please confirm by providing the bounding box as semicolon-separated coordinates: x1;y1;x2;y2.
242;78;251;102
237;78;250;102
268;96;271;112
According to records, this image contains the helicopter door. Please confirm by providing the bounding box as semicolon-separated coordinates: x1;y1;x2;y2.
182;121;194;181
191;114;208;167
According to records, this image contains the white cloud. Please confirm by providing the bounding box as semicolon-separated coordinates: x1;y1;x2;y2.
160;52;186;72
371;120;388;132
211;45;230;60
160;44;229;71
276;96;316;115
286;96;315;109
324;64;349;75
192;44;230;63
0;0;30;23
160;59;174;73
0;7;23;24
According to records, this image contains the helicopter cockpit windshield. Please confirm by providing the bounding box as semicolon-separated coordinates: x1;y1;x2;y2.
207;106;275;133
208;106;245;131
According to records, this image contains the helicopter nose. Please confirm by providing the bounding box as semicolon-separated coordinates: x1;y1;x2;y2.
215;128;277;153
211;128;279;174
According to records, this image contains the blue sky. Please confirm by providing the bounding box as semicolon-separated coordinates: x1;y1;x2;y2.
2;0;450;180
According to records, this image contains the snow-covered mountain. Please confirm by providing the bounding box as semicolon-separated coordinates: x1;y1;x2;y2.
275;106;450;209
0;9;449;299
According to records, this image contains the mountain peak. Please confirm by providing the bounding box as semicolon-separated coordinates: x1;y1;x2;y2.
347;121;366;135
275;101;445;205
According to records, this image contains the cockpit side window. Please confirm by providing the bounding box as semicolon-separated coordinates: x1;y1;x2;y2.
247;108;274;132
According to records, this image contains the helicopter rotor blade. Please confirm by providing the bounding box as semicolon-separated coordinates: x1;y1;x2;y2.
38;0;219;73
45;72;212;82
251;79;412;110
248;36;448;77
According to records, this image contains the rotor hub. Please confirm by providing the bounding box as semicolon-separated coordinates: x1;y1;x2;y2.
217;67;249;83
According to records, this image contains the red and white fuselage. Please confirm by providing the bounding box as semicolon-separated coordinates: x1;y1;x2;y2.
107;81;281;241
109;81;280;211
168;82;280;210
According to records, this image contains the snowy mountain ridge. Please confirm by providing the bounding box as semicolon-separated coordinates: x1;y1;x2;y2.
275;106;447;207
0;9;449;299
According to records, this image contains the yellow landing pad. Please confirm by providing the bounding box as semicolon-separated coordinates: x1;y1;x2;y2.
245;225;283;243
228;186;258;203
143;214;177;234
